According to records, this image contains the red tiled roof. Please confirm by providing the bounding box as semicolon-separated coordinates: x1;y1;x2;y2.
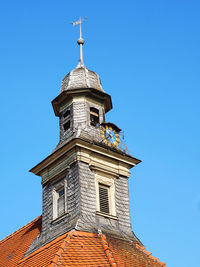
18;232;69;267
51;231;111;267
106;236;166;267
0;217;166;266
0;216;41;267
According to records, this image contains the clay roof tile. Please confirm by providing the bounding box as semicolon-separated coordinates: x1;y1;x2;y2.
0;217;166;267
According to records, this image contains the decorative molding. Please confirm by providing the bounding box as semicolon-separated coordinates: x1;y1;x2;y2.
96;211;118;220
89;165;119;178
30;138;140;177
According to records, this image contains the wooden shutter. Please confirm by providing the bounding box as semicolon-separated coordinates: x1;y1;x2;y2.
99;184;110;214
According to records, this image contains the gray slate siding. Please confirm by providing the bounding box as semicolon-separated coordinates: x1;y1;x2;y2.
41;183;52;233
58;99;105;145
28;159;135;255
115;176;133;236
67;162;80;216
27;162;81;254
75;161;97;232
73;101;87;129
79;161;96;215
75;161;134;239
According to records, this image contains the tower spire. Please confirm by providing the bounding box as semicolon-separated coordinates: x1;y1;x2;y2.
72;17;87;67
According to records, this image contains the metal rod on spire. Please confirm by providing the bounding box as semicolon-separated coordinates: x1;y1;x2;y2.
71;17;87;67
79;19;82;38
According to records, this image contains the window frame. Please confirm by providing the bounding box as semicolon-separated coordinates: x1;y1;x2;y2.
90;107;99;127
63;109;70;119
95;172;116;217
62;108;71;133
98;183;110;214
63;120;70;132
57;187;65;217
52;179;67;220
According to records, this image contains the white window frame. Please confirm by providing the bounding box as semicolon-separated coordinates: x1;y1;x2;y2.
52;179;67;220
95;172;116;217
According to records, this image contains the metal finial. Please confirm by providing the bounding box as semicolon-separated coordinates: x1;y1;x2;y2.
71;17;87;67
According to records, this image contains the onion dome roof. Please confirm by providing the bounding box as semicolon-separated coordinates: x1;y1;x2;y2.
60;65;104;93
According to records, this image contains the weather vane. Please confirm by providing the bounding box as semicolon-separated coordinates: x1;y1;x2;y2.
71;17;87;67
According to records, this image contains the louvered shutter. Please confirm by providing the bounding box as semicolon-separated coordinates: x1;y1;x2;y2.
99;184;110;214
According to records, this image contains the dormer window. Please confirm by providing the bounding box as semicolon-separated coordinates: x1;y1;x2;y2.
99;183;110;214
90;107;99;127
63;121;70;131
62;109;71;132
63;110;70;119
95;172;116;218
57;188;65;217
53;182;67;220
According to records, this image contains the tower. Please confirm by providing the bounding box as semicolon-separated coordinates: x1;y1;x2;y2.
29;20;141;252
0;20;166;267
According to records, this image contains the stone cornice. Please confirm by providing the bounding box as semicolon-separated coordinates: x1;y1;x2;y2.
52;88;112;116
30;138;141;179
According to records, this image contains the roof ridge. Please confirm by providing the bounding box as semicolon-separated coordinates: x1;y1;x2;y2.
0;215;41;245
49;230;74;267
98;233;117;267
135;243;166;266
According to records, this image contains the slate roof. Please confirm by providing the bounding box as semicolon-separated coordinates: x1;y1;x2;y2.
61;66;104;93
0;216;166;267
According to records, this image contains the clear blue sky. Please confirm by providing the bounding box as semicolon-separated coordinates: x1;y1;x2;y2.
0;1;200;266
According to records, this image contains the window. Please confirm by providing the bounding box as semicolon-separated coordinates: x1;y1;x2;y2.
63;110;70;119
90;107;99;127
57;188;65;217
62;108;71;132
63;121;70;131
53;184;66;220
94;171;116;217
99;184;110;214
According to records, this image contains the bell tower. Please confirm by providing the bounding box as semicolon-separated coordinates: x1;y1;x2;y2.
29;19;141;251
53;64;112;146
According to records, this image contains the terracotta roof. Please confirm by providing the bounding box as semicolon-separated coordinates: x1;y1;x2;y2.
106;236;166;267
0;216;41;267
0;217;166;266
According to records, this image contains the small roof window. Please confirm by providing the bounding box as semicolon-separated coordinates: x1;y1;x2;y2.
90;107;99;127
63;121;70;132
63;110;70;119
